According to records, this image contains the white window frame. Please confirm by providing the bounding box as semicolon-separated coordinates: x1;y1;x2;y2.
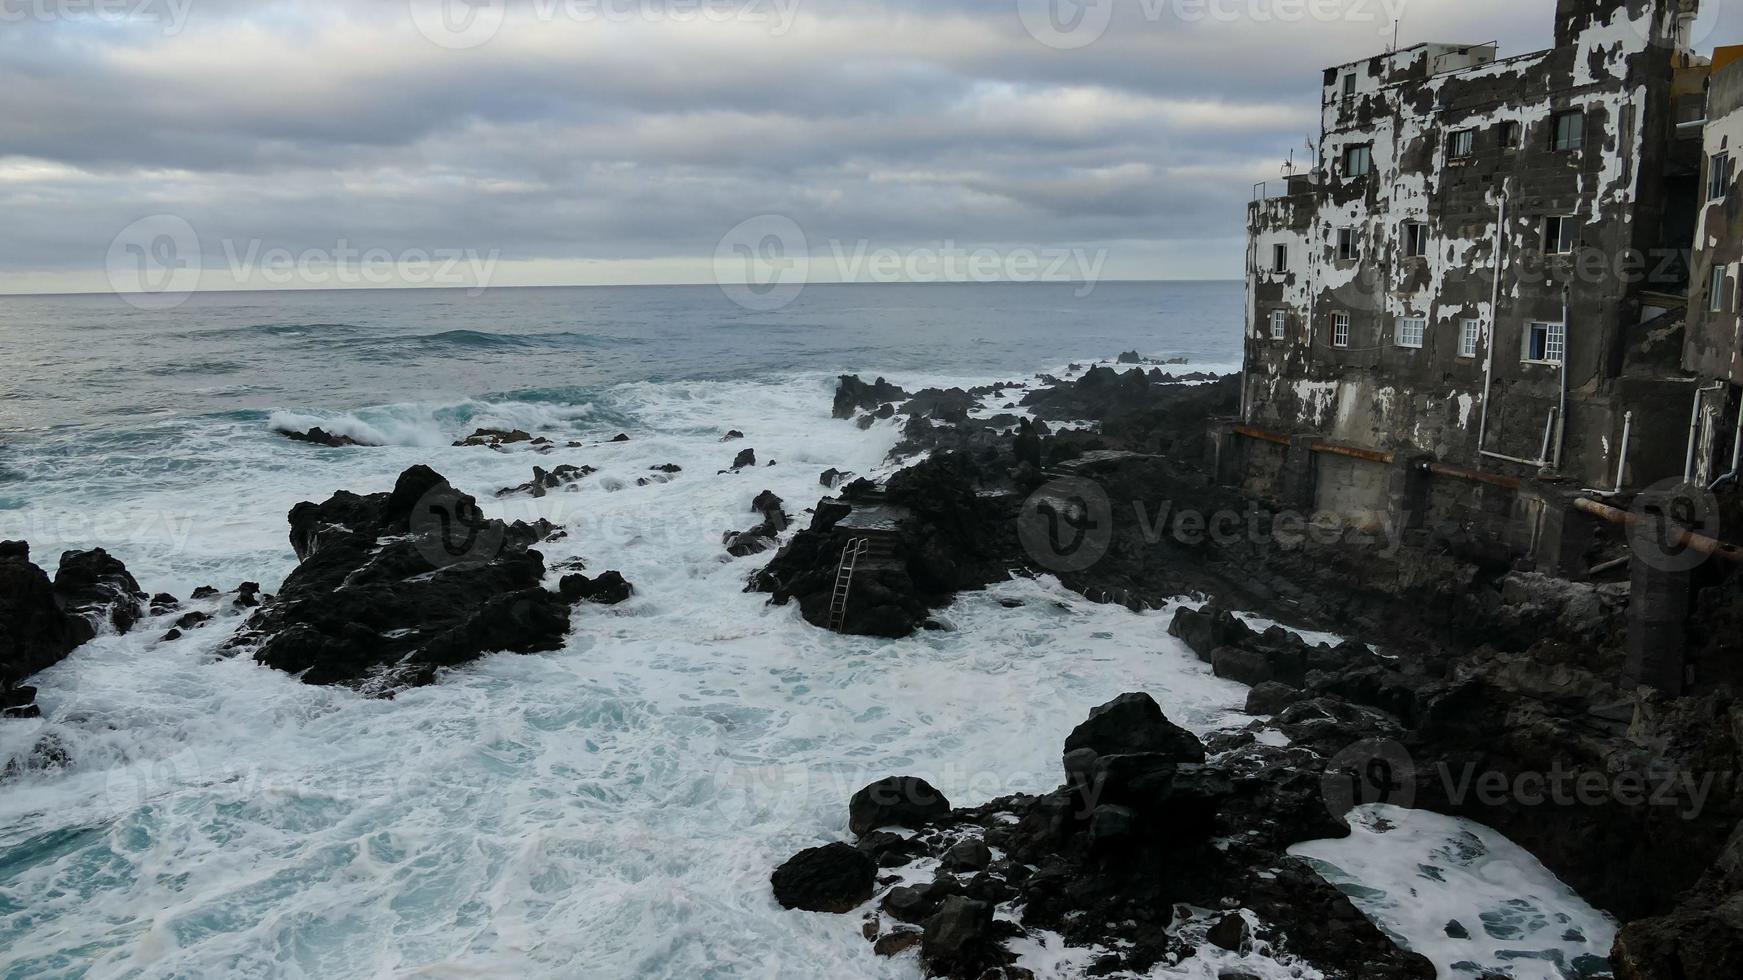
1458;318;1481;358
1395;316;1426;349
1449;128;1475;160
1269;309;1287;339
1710;152;1730;202
1337;227;1360;262
1272;243;1288;272
1524;321;1566;364
1552;110;1584;152
1332;312;1351;348
1712;265;1729;314
1403;221;1429;258
1543;216;1576;255
1344;144;1372;178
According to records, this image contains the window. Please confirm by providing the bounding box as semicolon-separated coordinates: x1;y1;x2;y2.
1552;110;1584;152
1403;222;1429;258
1272;244;1288;272
1713;265;1729;314
1344;144;1372;177
1269;309;1287;339
1543;216;1577;254
1449;128;1475;159
1332;312;1350;348
1337;227;1360;262
1525;321;1566;363
1342;73;1357;99
1498;120;1520;150
1395;316;1426;349
1459;318;1481;357
1711;152;1730;202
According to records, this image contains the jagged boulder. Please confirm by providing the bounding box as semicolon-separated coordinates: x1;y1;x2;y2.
52;548;147;640
770;842;876;913
496;464;596;498
228;465;598;694
834;375;909;419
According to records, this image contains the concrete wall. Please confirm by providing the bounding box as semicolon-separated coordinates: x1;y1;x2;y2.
1243;0;1701;490
1684;60;1743;381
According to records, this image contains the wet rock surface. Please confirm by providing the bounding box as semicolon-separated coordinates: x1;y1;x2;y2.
226;465;616;695
2;542;147;718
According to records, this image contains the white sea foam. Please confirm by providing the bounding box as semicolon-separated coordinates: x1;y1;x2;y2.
1291;805;1618;980
0;369;1615;979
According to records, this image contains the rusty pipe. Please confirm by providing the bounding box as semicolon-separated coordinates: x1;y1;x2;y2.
1312;441;1395;464
1572;497;1743;563
1419;460;1522;491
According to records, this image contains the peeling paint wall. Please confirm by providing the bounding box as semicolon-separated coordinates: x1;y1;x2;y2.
1243;0;1703;490
1684;60;1743;381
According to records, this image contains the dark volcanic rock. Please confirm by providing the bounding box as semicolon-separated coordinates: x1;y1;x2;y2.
834;375;909;419
1;544;86;691
53;549;147;641
275;425;372;448
849;776;951;836
1062;692;1206;764
227;465;594;694
752;452;1020;636
770;842;876;913
559;571;633;605
497;464;596;498
724;491;791;558
729;448;757;471
453;427;533;448
921;896;999;976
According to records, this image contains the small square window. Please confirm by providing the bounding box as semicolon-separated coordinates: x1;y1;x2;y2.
1525;321;1566;363
1498;120;1520;149
1395;316;1426;349
1269;309;1287;339
1449;129;1475;159
1344;144;1372;178
1403;222;1429;258
1712;265;1729;314
1552;110;1584;152
1332;312;1350;348
1272;244;1288;272
1543;216;1577;254
1337;228;1360;262
1459;318;1481;357
1711;152;1730;202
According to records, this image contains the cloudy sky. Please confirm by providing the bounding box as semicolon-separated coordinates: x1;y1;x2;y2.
2;0;1739;295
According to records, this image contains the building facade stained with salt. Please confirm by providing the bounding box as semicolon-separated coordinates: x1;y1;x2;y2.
1242;0;1739;511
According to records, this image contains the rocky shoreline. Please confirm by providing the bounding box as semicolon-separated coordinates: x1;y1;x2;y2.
5;357;1740;978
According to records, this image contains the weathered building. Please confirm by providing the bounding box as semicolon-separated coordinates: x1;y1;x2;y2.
1684;54;1743;486
1243;0;1713;510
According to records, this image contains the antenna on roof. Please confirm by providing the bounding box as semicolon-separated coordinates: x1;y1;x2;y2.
1391;18;1400;54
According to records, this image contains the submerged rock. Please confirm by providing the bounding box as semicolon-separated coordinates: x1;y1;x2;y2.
496;464;597;498
275;425;373;448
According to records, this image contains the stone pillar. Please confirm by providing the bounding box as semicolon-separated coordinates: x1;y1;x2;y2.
1626;556;1690;694
1519;485;1598;580
1279;434;1318;513
1206;421;1245;487
1387;455;1431;537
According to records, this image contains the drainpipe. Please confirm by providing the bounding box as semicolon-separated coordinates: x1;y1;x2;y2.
1476;190;1507;457
1552;285;1569;473
1583;410;1632;497
1709;390;1743;489
1686;381;1726;483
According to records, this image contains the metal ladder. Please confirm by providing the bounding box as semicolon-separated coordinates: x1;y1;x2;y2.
827;538;869;632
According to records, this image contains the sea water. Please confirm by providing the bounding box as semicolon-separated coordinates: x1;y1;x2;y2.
0;283;1613;978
